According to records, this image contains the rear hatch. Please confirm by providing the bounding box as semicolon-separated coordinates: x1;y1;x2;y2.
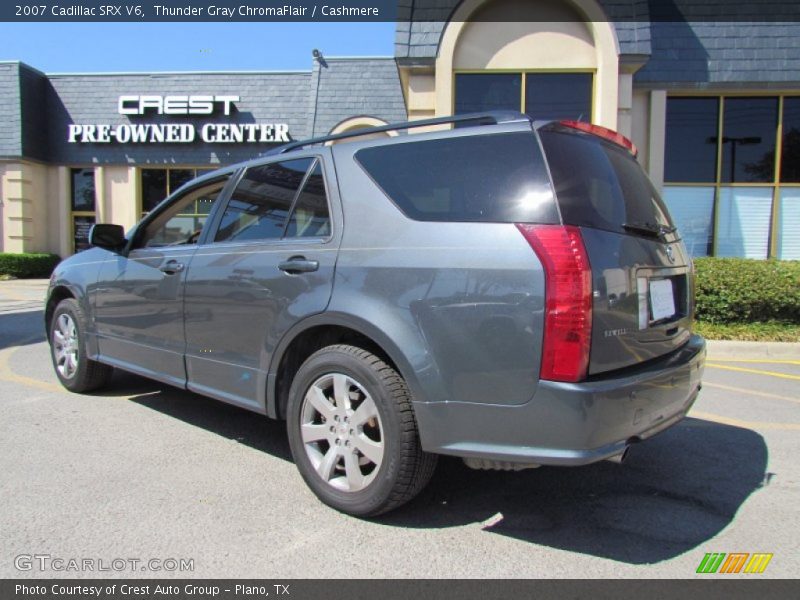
538;122;694;375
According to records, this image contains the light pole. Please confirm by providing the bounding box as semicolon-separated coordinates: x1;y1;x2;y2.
707;135;762;181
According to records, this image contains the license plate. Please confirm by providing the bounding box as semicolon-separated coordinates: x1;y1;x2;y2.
649;279;676;322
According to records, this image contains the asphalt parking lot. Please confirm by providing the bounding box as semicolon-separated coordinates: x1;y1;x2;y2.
1;279;798;579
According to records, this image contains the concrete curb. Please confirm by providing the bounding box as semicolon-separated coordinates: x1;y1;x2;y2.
706;339;800;360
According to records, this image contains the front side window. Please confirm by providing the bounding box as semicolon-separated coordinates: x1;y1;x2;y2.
214;158;331;243
139;179;228;248
141;167;215;214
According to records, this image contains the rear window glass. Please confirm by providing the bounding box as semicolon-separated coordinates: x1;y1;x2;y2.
539;128;675;234
355;132;557;224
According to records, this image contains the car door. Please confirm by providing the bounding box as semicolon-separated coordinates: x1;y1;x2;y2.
93;175;231;387
182;152;342;412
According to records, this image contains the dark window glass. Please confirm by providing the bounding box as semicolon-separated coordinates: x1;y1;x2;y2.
73;215;95;252
665;97;719;183
168;169;194;193
140;169;216;215
141;170;167;212
525;73;593;122
781;97;800;183
70;168;95;211
214;159;313;243
142;180;227;248
195;197;216;215
286;162;330;238
540;127;674;235
356;133;557;223
720;97;778;183
454;73;521;114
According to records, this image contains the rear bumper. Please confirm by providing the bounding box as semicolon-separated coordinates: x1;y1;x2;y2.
414;334;706;465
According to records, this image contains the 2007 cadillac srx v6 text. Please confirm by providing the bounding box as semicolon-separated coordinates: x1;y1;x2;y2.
46;112;706;515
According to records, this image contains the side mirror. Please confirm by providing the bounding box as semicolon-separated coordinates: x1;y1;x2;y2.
89;224;126;251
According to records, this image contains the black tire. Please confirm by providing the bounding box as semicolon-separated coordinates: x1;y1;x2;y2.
287;344;437;517
49;298;113;393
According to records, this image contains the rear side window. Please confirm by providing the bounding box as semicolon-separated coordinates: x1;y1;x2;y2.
214;158;331;243
539;128;674;234
355;132;558;223
285;162;330;238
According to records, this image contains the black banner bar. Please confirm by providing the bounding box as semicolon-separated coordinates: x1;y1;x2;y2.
3;580;800;600
2;0;800;22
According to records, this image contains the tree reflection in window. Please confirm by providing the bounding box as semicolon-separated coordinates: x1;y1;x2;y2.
781;97;800;183
720;97;777;183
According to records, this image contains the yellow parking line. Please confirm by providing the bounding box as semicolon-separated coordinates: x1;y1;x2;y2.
0;339;160;401
706;362;800;381
704;382;800;405
691;410;800;431
0;338;64;394
708;358;800;365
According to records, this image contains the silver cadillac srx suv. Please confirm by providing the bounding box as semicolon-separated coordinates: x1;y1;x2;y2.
46;112;706;516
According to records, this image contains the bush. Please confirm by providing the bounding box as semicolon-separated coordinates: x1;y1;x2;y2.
0;253;61;279
693;320;800;342
694;257;800;324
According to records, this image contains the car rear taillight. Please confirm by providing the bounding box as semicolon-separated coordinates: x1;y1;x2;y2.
516;224;592;382
558;120;638;156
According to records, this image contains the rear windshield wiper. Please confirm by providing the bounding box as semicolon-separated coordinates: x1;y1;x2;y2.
622;221;676;239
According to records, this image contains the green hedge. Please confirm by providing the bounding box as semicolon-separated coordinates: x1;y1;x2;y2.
0;253;61;279
694;257;800;324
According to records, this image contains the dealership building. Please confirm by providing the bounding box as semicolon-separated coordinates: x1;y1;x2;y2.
1;0;799;259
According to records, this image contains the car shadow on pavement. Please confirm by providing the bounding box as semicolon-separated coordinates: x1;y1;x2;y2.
117;371;767;565
383;417;768;565
113;371;294;462
0;310;46;350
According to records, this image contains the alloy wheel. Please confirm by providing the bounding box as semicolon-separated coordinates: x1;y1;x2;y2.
300;373;384;492
53;313;79;379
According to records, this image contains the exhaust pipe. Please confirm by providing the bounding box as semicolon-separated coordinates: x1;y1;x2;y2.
605;447;629;464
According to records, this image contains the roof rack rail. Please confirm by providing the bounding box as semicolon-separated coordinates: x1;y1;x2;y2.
267;111;528;155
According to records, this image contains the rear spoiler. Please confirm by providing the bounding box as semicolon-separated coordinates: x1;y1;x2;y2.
555;120;638;157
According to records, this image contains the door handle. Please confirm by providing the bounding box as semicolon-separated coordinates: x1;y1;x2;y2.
278;256;319;274
159;260;185;275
